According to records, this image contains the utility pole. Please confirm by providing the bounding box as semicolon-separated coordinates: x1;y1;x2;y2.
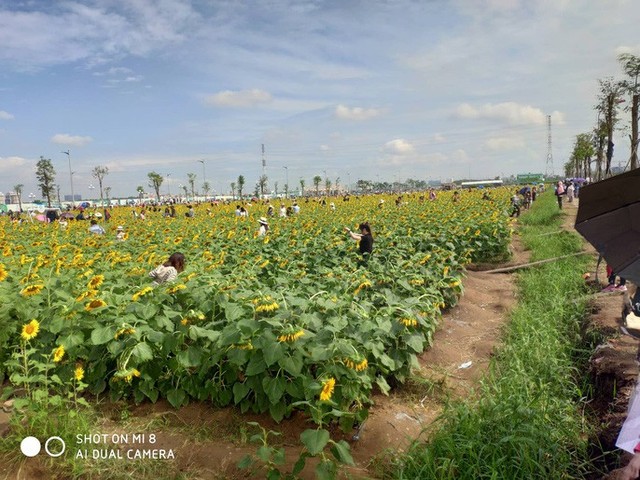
62;150;75;206
545;115;554;177
261;144;266;177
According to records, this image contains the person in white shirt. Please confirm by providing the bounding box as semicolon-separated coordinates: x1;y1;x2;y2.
88;219;106;235
149;252;185;285
257;217;269;236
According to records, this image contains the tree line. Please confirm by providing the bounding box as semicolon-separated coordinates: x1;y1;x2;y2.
565;53;640;179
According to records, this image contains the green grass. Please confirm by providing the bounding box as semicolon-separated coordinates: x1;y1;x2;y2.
392;193;596;479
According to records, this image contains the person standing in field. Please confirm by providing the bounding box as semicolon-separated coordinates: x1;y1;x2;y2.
257;217;269;236
566;182;575;203
555;181;565;209
345;222;373;257
149;252;185;285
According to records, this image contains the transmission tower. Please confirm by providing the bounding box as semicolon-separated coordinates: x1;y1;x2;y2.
545;115;554;177
261;144;266;176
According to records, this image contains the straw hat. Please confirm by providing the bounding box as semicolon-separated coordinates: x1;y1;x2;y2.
258;217;268;225
117;225;124;231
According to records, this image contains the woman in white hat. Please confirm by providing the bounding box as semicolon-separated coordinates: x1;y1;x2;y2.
257;217;269;236
116;225;126;241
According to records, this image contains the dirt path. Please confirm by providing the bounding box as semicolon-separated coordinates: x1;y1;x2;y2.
1;209;542;480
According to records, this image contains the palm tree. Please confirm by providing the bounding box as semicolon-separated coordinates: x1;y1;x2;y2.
313;175;322;196
136;186;145;202
299;178;305;196
203;181;211;198
258;175;268;198
147;172;163;200
187;173;197;198
105;186;112;205
230;182;236;199
13;184;23;212
92;166;109;207
325;178;332;195
237;175;245;199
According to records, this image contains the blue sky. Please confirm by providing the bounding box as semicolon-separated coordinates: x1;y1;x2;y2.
1;0;639;199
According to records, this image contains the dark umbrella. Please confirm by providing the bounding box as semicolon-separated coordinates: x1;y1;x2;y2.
519;186;531;195
575;168;640;283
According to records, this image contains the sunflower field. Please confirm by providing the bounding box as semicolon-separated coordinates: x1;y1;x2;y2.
0;189;512;428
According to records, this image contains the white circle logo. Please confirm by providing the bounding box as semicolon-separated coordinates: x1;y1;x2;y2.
20;436;41;457
45;436;66;457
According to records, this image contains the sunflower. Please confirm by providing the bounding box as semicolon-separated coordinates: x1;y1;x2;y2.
76;290;97;302
85;299;107;311
87;274;105;289
53;345;65;363
20;284;44;296
132;286;153;301
167;284;186;294
74;365;85;381
0;264;7;282
319;377;336;402
399;317;418;327
21;319;40;341
277;330;305;343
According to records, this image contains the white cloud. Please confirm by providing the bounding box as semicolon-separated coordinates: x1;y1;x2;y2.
0;156;26;171
455;102;554;126
51;134;93;147
433;133;446;143
320;144;330;151
485;136;525;150
0;110;14;120
335;104;380;121
383;138;415;154
204;89;273;108
450;149;469;163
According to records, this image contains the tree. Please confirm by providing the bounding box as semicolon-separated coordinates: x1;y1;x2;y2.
618;53;640;170
274;181;279;197
567;133;595;178
258;174;268;198
13;184;23;212
147;172;163;200
230;182;236;199
313;175;322;196
596;77;625;177
92;166;109;207
299;178;305;196
237;175;245;199
105;186;112;205
325;178;332;195
253;182;260;198
136;186;145;201
35;156;56;207
187;173;196;198
335;177;340;193
182;185;188;197
203;181;211;198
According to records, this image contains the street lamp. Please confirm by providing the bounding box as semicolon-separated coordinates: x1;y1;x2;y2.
166;174;171;196
88;184;95;200
198;160;206;197
28;193;35;203
62;150;75;207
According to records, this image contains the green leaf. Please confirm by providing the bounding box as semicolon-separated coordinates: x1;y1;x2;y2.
245;353;266;376
166;388;186;408
292;452;308;475
48;315;64;334
91;325;116;345
263;342;284;367
256;445;272;462
330;440;355;465
225;304;244;321
300;429;330;456
262;376;286;405
189;326;221;342
279;355;303;376
269;402;287;423
233;382;250;404
177;347;202;368
375;376;391;395
131;342;154;362
237;454;253;469
405;334;424;353
315;459;337;480
141;304;158;320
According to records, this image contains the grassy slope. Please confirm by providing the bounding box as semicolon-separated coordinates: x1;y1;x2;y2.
394;193;595;479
